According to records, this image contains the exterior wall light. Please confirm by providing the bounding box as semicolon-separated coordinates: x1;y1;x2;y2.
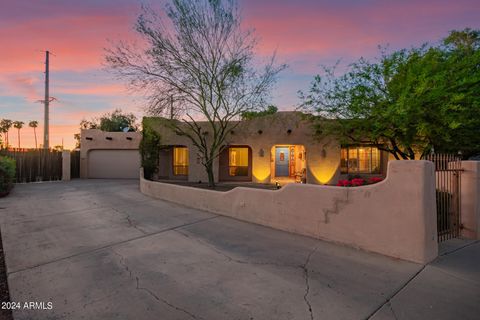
257;130;263;135
259;149;265;157
287;129;292;134
321;149;327;158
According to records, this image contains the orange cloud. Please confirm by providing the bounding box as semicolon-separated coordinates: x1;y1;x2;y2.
5;124;79;150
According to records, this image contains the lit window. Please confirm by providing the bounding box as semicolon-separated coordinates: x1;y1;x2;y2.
229;147;249;176
340;146;380;174
173;147;189;175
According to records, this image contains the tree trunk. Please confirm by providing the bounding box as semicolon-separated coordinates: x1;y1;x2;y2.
205;160;215;188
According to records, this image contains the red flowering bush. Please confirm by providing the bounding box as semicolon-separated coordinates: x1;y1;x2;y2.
336;177;383;187
367;177;383;184
336;179;351;187
351;178;365;186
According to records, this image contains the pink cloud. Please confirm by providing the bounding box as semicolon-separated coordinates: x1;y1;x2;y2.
246;0;480;60
0;75;41;101
55;83;127;96
0;14;137;74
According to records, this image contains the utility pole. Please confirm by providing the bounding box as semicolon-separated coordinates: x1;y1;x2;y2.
43;50;50;149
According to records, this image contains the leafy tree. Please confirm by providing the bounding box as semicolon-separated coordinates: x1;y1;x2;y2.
74;109;138;148
105;0;284;187
241;105;278;120
300;29;480;159
29;121;39;149
13;121;24;149
97;109;138;132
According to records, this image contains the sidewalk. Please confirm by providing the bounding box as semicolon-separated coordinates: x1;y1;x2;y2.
370;239;480;320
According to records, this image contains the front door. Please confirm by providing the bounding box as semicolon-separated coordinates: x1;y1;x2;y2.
275;147;290;177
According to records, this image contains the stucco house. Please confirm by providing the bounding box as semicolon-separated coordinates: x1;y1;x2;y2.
144;112;389;185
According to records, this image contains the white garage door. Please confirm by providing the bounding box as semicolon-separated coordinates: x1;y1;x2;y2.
88;150;140;179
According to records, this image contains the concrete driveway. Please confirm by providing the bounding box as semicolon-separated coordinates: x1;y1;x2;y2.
0;180;478;320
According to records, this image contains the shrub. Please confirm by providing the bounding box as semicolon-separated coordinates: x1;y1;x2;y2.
0;156;16;196
139;119;162;179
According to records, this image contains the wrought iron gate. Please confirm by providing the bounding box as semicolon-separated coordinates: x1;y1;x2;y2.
70;150;80;179
424;154;462;242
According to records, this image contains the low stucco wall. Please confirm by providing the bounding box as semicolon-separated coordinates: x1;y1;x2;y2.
141;161;438;264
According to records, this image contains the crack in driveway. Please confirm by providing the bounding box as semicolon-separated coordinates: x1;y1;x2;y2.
112;248;202;320
301;247;317;320
110;207;148;235
135;276;202;320
176;229;319;319
8;215;219;275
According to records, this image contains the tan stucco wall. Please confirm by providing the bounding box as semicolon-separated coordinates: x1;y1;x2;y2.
460;161;480;239
147;112;342;185
140;160;438;264
80;129;141;178
62;151;71;181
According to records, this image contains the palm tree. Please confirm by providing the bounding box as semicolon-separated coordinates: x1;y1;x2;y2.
29;120;39;149
0;119;12;148
0;122;5;148
13;121;24;149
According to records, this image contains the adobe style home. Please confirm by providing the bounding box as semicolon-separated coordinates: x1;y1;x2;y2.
80;112;389;184
142;112;389;185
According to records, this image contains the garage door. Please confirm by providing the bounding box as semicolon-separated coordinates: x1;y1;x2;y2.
88;150;140;179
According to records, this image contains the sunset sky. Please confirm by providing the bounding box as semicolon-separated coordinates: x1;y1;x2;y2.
1;0;479;149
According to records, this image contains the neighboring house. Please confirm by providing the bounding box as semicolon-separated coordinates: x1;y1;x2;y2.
145;112;389;185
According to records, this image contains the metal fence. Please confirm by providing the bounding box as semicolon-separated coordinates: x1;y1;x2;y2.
0;148;62;183
423;153;463;242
